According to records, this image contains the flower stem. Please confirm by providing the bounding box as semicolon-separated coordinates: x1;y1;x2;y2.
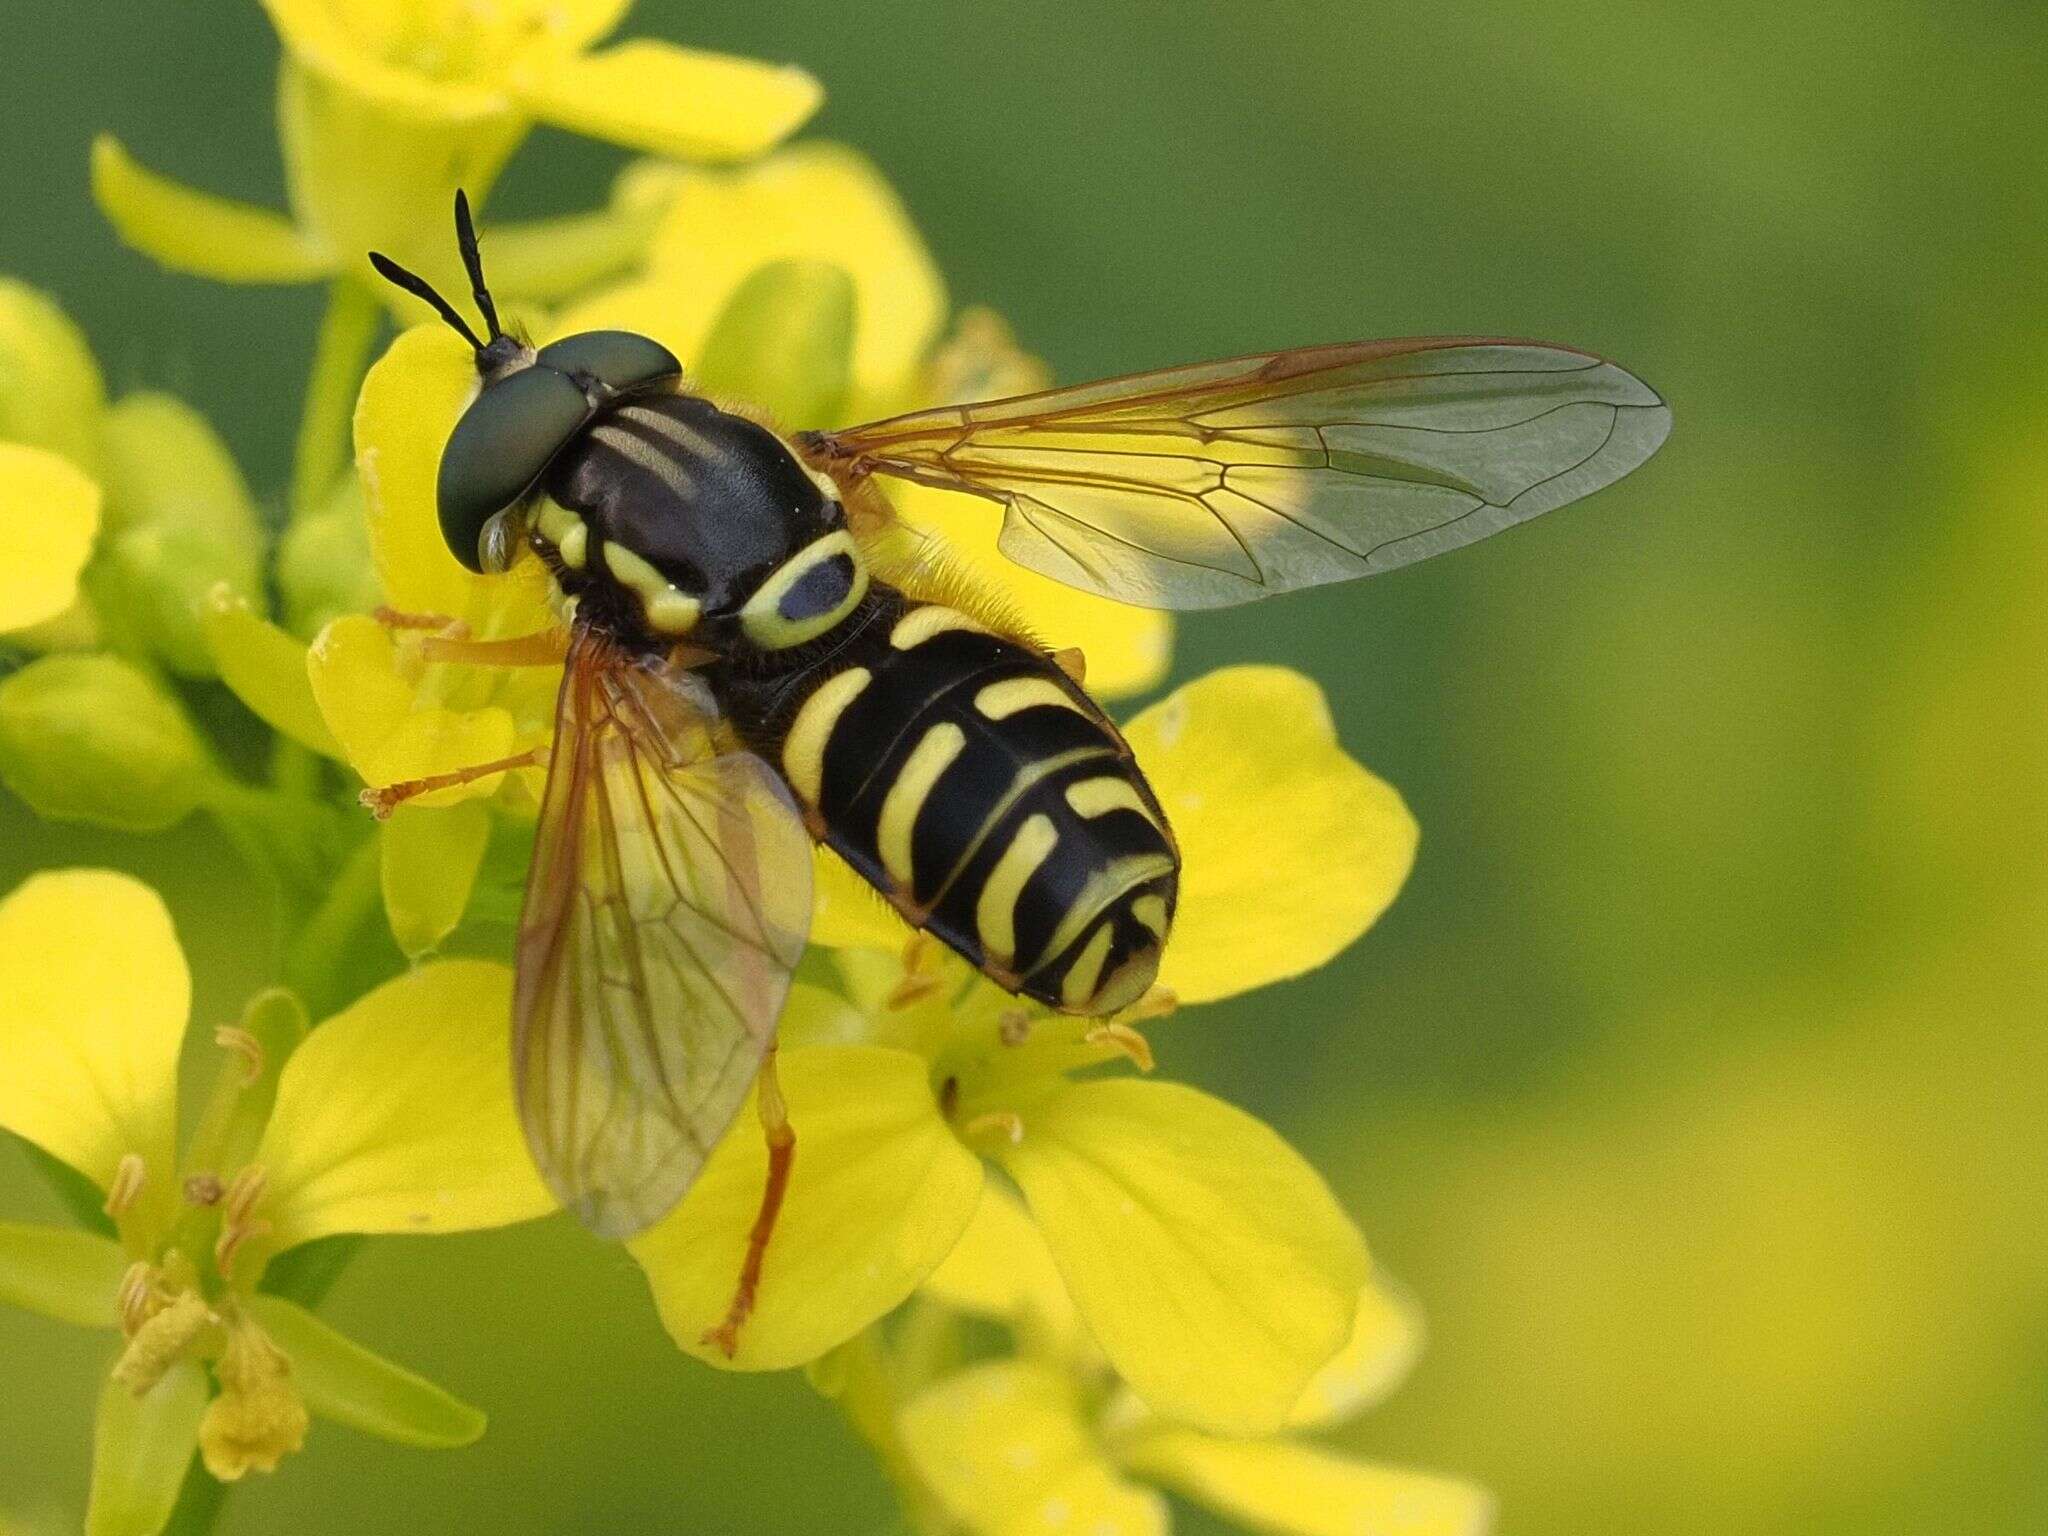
283;830;384;1020
159;1455;227;1536
289;277;381;521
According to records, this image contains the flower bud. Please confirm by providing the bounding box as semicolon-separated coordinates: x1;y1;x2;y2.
0;653;218;831
277;478;380;638
695;259;856;428
96;392;267;676
0;277;106;473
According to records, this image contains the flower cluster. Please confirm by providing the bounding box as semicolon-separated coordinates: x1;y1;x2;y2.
1;4;1484;1533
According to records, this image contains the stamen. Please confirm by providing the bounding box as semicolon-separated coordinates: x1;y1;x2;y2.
214;1024;264;1084
998;1008;1034;1046
1123;985;1180;1024
961;1110;1025;1145
103;1153;147;1220
184;1174;225;1208
1085;1021;1156;1073
885;969;944;1011
222;1167;269;1227
373;605;467;634
116;1261;157;1336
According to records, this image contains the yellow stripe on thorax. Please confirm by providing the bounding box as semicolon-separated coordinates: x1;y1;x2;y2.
740;528;868;650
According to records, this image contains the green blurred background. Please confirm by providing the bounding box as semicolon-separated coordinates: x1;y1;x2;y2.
4;3;2044;1532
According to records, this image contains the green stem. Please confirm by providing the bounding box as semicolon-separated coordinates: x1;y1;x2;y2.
282;831;384;1020
160;1457;228;1536
289;278;381;521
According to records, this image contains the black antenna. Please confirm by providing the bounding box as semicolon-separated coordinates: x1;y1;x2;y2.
367;250;485;353
365;190;505;357
453;190;502;342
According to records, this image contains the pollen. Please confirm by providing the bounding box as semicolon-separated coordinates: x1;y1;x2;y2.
112;1288;218;1396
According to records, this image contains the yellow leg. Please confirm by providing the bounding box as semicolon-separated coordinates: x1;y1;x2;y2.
360;747;546;819
702;1046;796;1359
417;629;571;667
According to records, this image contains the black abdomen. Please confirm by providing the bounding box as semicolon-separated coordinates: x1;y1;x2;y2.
728;589;1177;1016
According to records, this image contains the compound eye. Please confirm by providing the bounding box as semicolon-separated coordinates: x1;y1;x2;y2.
437;365;591;572
534;330;682;398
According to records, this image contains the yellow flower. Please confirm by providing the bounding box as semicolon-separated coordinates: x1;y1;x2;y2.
894;1267;1492;1536
0;277;106;642
92;2;820;308
0;870;553;1533
0;277;272;670
627;665;1416;1435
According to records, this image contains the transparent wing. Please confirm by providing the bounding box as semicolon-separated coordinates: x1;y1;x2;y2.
803;338;1672;609
515;631;812;1238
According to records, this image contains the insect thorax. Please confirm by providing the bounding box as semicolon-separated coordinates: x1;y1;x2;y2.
533;391;864;654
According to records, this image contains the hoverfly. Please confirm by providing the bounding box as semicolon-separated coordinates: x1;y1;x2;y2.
368;195;1669;1350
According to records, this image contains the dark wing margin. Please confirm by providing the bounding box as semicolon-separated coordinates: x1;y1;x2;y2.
802;338;1672;609
514;631;812;1238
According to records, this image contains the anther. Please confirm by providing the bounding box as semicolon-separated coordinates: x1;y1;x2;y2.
1051;646;1088;686
215;1217;272;1280
116;1262;157;1336
184;1174;225;1208
214;1024;264;1084
886;969;944;1010
103;1153;147;1220
962;1110;1025;1145
222;1167;268;1227
998;1009;1034;1046
1123;985;1179;1024
1085;1021;1156;1073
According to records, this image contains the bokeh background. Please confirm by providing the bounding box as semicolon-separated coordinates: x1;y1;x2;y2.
3;3;2043;1533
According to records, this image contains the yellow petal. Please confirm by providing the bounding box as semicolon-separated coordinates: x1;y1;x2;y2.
1290;1279;1426;1430
1123;666;1417;1005
380;802;491;957
0;277;107;472
570;143;945;416
898;1361;1167;1536
628;1044;983;1371
808;843;914;950
996;1078;1369;1435
517;41;820;163
922;1184;1080;1345
201;589;342;757
0;443;101;633
0;871;186;1199
306;615;518;805
354;325;490;621
1120;1431;1494;1536
260;0;508;118
888;481;1173;701
256;960;554;1251
90;136;331;283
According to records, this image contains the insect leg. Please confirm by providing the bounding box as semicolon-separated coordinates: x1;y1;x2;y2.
416;628;572;667
701;1044;796;1359
359;746;546;819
